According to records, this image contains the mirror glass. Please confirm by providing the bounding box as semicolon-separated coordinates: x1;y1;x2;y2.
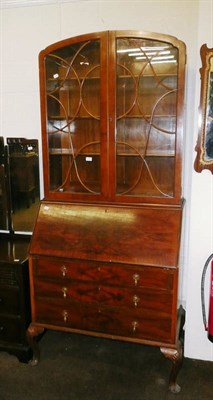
0;137;9;230
194;44;213;173
0;137;40;233
204;56;213;160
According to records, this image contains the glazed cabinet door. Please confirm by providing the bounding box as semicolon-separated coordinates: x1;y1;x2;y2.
39;31;186;205
108;31;186;204
39;32;109;202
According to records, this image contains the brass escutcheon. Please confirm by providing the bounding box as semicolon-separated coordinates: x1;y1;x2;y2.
60;265;67;277
132;321;138;332
132;273;140;286
132;294;140;307
62;287;68;298
62;310;68;322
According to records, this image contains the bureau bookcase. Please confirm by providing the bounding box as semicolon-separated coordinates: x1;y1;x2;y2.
27;31;186;393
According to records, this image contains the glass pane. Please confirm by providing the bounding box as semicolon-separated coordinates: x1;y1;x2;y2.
0;137;40;233
7;138;40;232
45;40;101;194
116;37;178;198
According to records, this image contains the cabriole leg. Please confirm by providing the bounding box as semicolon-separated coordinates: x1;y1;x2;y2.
160;340;183;394
26;324;45;366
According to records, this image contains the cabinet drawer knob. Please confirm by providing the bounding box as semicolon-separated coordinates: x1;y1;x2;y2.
131;321;139;332
62;287;68;298
60;265;67;277
0;326;4;333
62;310;68;323
133;273;140;286
132;295;140;307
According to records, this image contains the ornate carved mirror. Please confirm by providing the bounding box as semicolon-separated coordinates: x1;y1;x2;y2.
194;44;213;173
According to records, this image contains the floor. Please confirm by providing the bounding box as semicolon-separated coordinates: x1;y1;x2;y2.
0;330;212;400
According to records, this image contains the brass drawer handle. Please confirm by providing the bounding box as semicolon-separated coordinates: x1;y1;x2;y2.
62;287;68;298
132;295;140;307
62;310;68;323
60;265;67;277
132;321;139;332
133;273;140;286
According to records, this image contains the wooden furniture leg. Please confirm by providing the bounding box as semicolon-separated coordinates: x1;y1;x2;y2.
160;340;183;393
160;306;185;393
26;323;45;366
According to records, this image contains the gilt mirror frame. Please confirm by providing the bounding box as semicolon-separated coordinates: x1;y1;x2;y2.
194;44;213;173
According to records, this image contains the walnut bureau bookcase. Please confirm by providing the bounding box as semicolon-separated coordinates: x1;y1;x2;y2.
27;31;186;393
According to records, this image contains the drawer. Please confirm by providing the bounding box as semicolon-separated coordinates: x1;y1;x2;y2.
32;256;175;290
0;265;18;287
0;287;20;314
34;300;173;343
34;279;173;314
0;316;23;343
112;308;173;343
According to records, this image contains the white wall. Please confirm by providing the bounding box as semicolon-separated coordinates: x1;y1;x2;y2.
184;0;213;361
0;0;212;360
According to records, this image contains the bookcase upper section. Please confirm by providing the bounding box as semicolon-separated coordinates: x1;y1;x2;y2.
39;31;186;205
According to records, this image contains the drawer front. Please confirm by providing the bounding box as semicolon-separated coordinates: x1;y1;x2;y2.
0;265;18;287
34;300;173;343
33;256;175;290
0;288;20;314
34;279;173;314
0;316;23;343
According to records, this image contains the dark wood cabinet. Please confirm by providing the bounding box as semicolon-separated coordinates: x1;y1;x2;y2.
7;138;39;210
27;31;186;393
0;165;8;230
0;235;32;362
